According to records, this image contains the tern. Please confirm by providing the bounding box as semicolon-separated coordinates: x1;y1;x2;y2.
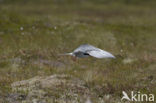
61;44;115;59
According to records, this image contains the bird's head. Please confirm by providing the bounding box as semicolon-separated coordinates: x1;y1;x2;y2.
68;52;74;56
63;52;75;57
59;52;74;56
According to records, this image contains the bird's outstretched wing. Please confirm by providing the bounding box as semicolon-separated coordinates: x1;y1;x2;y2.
87;49;115;58
74;44;115;59
73;44;97;53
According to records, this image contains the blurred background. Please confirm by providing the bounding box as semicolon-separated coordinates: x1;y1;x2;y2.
0;0;156;103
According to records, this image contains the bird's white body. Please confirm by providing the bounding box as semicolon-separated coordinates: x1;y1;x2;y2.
63;44;115;59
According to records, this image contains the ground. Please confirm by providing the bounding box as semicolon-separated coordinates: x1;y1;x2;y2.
0;0;156;103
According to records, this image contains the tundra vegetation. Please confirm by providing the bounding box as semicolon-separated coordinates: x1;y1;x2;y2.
0;0;156;103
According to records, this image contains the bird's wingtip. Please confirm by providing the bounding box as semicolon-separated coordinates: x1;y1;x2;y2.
111;55;116;59
106;53;116;59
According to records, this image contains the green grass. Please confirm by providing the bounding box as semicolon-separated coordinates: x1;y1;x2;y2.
0;0;156;102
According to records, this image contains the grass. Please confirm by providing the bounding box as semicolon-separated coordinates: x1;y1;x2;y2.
0;0;156;102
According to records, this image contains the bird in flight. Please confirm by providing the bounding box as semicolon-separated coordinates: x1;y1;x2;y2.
61;44;115;60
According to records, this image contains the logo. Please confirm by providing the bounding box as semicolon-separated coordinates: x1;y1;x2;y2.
121;91;155;102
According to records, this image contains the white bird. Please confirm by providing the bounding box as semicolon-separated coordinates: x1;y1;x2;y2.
62;44;115;59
